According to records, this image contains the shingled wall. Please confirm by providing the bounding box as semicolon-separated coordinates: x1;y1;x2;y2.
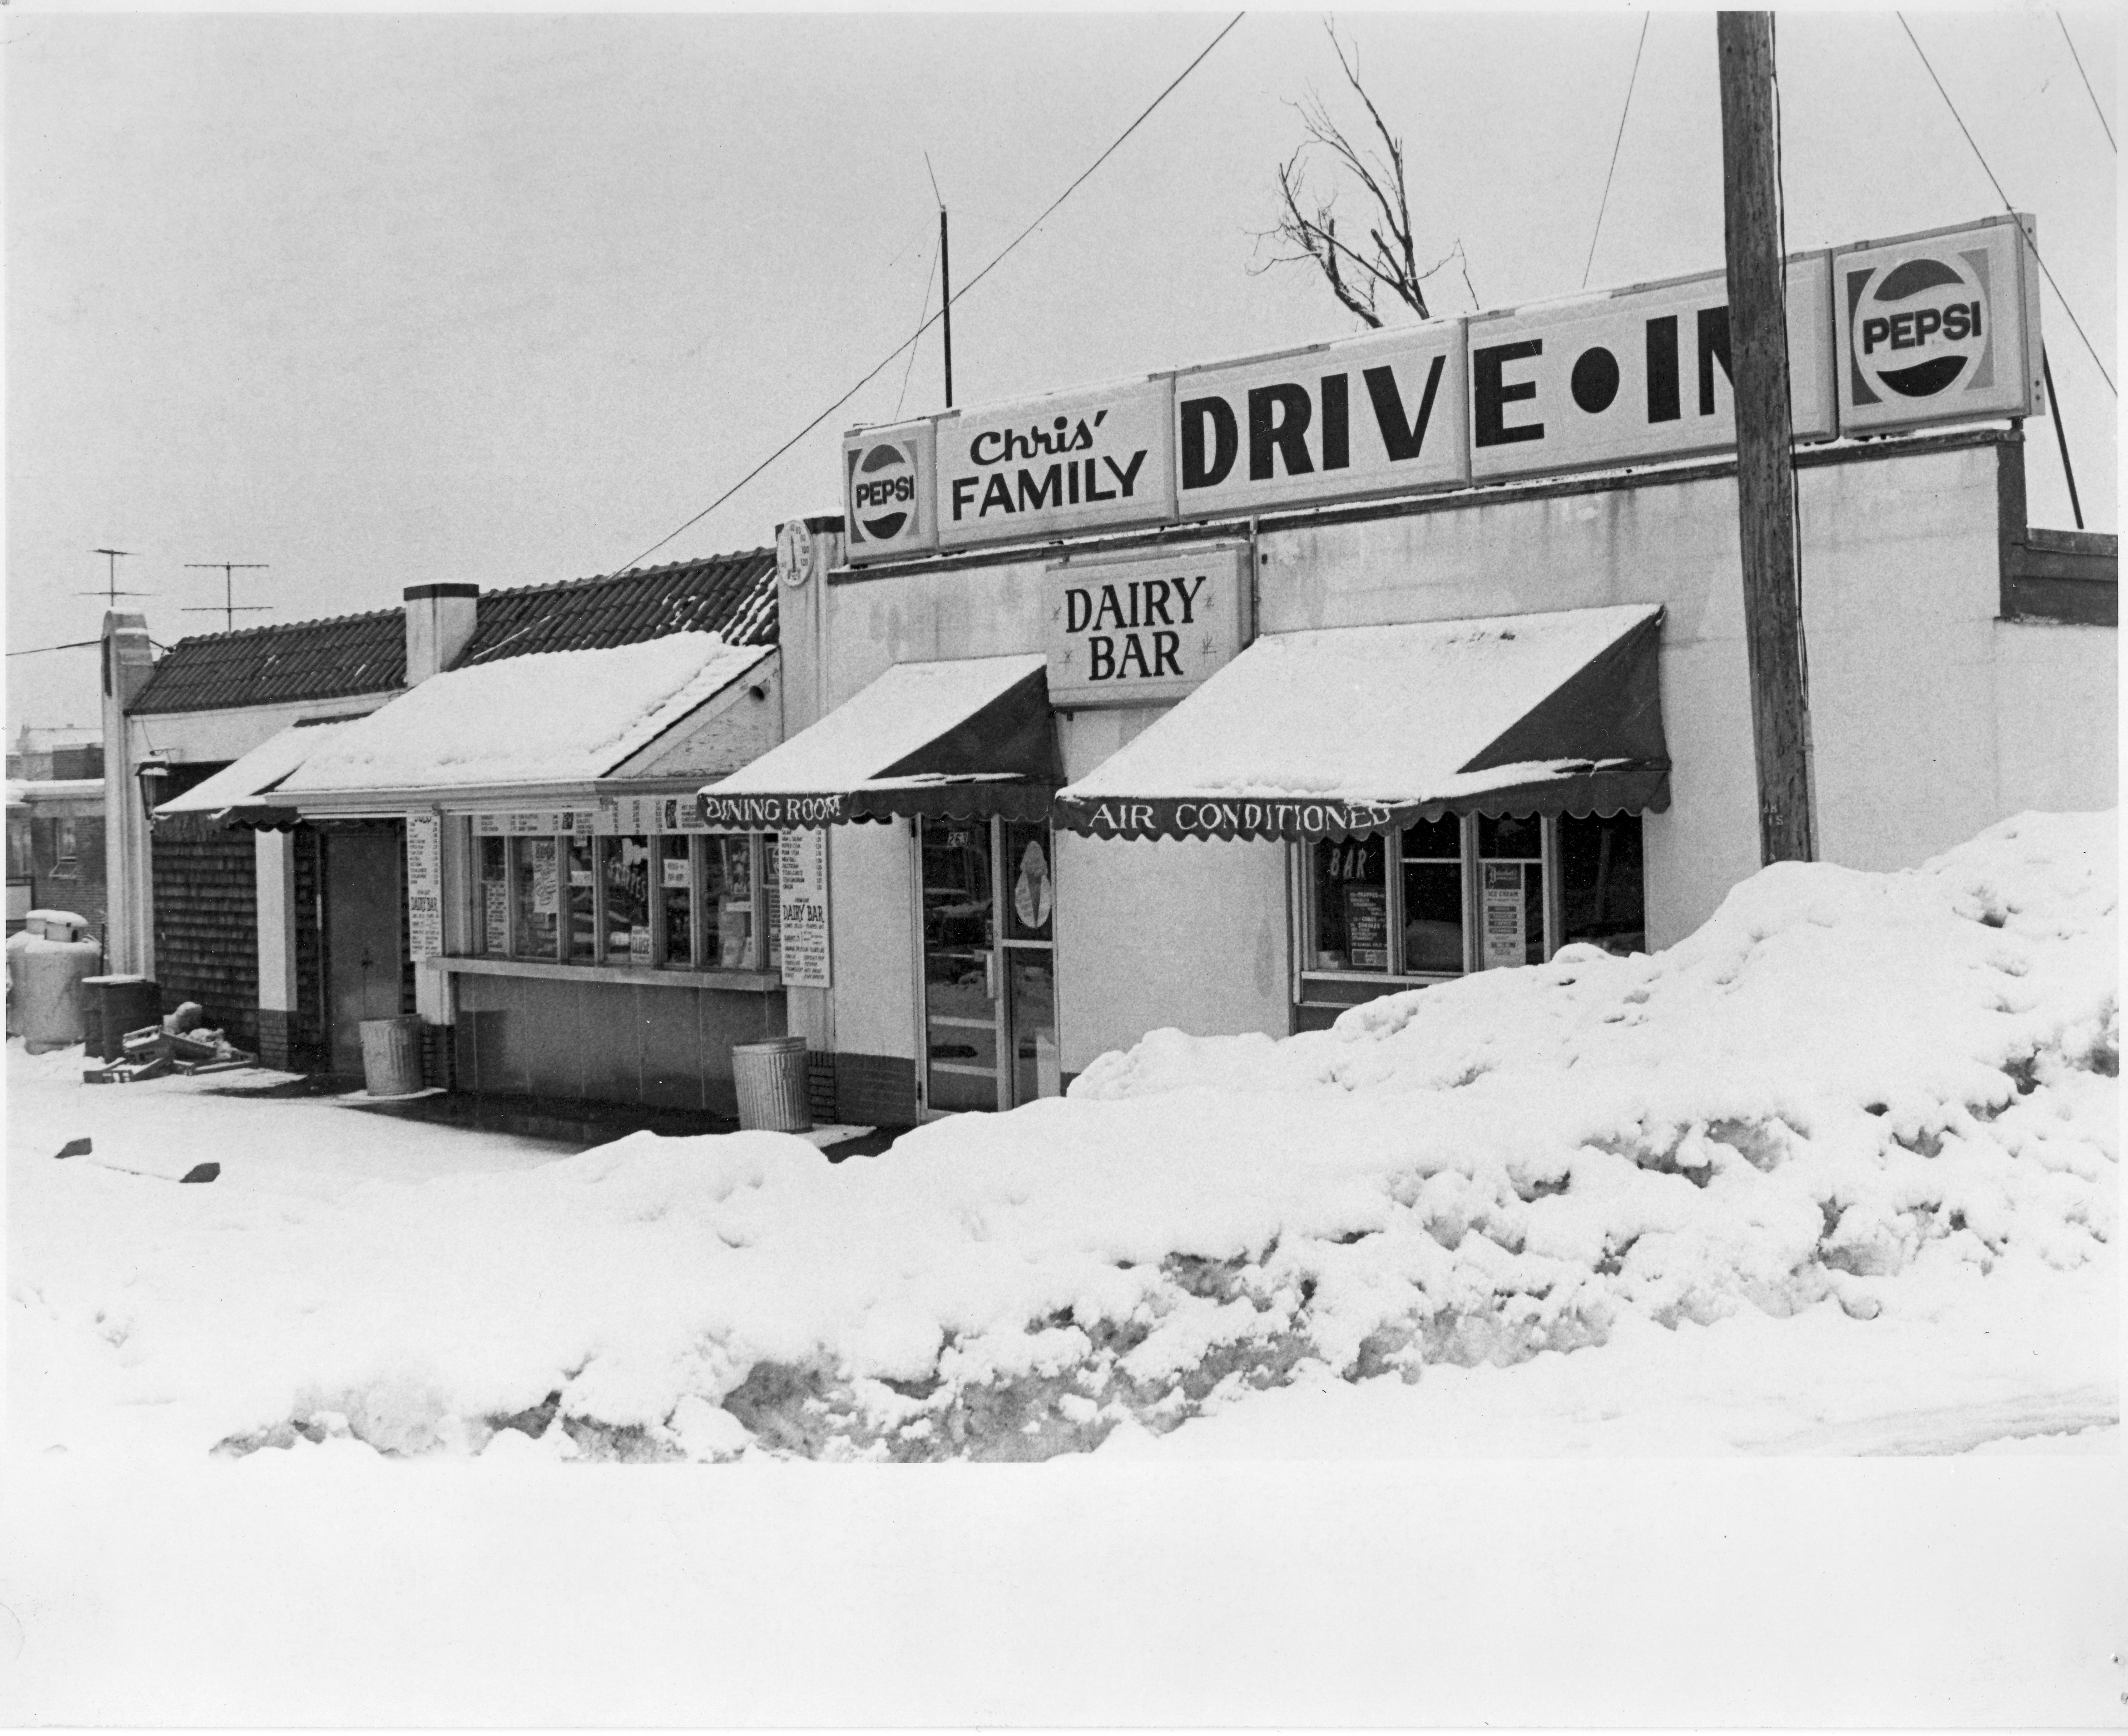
151;809;260;1049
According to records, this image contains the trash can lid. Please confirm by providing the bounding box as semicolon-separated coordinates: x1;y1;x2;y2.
732;1035;808;1054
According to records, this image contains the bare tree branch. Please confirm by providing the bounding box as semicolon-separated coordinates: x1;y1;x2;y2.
1258;19;1436;327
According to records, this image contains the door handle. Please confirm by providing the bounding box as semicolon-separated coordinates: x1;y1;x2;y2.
985;953;998;1001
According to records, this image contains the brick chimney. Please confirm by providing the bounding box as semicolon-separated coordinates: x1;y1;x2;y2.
403;583;479;685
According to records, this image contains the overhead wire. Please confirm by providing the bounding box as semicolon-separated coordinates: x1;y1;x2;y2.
602;11;1247;578
2055;11;2114;153
1581;14;1652;290
4;639;101;657
893;237;940;421
1895;12;2115;396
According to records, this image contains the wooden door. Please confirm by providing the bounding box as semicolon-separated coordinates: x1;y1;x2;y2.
326;829;404;1076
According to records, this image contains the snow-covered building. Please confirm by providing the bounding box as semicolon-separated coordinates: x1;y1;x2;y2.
707;214;2116;1128
103;552;786;1102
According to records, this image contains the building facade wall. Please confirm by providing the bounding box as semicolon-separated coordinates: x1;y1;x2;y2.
451;970;785;1117
1991;621;2117;819
800;433;2113;1093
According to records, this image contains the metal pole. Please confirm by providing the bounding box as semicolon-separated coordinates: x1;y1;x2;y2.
939;205;954;409
2041;348;2084;531
1718;12;1815;866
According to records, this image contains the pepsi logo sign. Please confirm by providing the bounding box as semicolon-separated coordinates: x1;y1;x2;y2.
1848;250;1990;405
848;440;918;542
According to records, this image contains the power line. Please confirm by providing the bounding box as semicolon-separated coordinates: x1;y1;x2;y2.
2055;11;2114;153
603;11;1247;578
1582;14;1652;290
1895;12;2116;397
893;236;940;421
6;639;102;658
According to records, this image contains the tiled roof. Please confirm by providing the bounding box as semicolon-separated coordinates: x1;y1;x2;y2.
126;547;780;715
130;608;407;716
456;549;778;667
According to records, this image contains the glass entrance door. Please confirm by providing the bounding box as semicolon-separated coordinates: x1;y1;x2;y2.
918;816;1058;1114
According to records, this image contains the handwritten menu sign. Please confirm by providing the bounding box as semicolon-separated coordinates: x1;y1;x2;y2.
1483;862;1526;969
778;829;831;990
531;840;559;916
406;814;443;960
1342;884;1388;969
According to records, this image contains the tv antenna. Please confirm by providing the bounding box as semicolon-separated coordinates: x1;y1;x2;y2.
80;548;155;607
183;561;271;632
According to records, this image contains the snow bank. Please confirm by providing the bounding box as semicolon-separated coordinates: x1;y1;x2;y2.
281;631;770;791
10;812;2115;1461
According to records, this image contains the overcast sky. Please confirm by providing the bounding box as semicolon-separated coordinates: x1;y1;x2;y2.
7;7;2115;734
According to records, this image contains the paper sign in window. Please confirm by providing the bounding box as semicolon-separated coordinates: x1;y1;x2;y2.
1483;862;1526;969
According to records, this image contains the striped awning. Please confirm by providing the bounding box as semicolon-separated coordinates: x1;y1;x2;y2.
1054;605;1669;842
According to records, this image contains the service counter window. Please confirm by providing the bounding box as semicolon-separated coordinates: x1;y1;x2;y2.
459;822;781;975
1298;812;1646;1011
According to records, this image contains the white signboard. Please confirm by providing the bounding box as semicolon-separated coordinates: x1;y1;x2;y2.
1482;861;1526;969
842;419;937;562
1173;321;1469;515
777;829;831;989
405;813;443;960
1467;254;1836;482
937;376;1174;551
1046;544;1250;709
601;793;714;836
1833;214;2041;434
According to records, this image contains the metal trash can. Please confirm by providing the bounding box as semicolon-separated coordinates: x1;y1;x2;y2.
358;1015;425;1097
731;1035;813;1133
83;975;160;1063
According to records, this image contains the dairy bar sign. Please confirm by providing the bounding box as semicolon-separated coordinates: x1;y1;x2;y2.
1045;545;1250;709
841;214;2042;564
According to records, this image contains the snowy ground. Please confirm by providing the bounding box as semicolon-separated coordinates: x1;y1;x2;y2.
4;811;2120;1719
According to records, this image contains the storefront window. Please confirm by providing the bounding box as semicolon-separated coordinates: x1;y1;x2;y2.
565;836;597;960
1560;812;1646;954
513;836;559;958
1477;814;1545;968
1309;834;1388;973
479;837;509;953
660;836;697;968
1400;815;1463;974
603;837;653;964
458;823;780;974
714;836;754;969
1300;811;1644;1010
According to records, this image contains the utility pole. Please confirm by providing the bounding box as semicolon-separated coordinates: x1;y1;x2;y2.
184;561;271;633
1716;12;1815;865
81;548;152;608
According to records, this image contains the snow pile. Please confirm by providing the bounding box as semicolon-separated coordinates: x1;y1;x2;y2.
10;812;2115;1462
281;632;771;791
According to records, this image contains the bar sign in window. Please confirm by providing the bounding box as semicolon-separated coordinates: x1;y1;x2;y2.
1483;862;1526;969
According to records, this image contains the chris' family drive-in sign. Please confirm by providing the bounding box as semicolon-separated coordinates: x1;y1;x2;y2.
840;214;2040;565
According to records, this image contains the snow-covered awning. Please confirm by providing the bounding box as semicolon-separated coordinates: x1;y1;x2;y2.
278;632;774;809
699;654;1058;830
153;718;355;820
1054;604;1669;842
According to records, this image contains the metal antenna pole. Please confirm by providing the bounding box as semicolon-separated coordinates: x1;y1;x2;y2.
80;548;154;607
926;152;953;408
183;561;271;633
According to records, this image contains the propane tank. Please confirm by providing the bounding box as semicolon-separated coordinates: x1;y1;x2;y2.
9;910;100;1053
